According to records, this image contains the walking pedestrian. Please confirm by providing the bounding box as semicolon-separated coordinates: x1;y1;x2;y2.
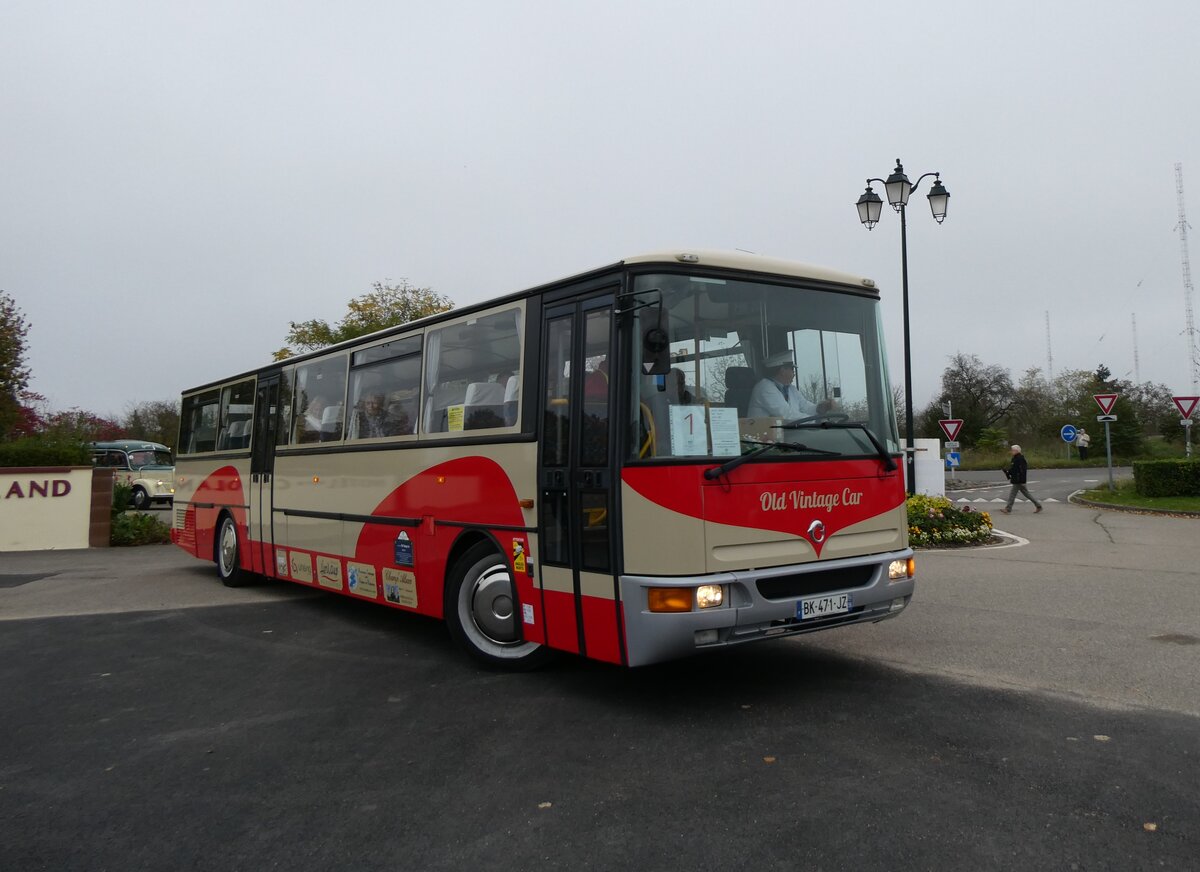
1001;444;1042;513
1076;427;1090;461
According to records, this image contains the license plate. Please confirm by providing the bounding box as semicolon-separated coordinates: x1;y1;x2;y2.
798;593;851;620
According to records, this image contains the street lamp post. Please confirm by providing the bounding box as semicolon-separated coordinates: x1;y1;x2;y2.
856;159;950;495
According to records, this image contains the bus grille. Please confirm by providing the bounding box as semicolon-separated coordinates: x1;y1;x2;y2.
755;564;875;600
175;506;195;548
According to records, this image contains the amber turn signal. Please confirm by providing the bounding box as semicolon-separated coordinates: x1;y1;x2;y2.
647;587;693;613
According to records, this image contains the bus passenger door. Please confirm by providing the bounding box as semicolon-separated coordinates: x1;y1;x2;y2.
249;375;280;575
539;295;623;663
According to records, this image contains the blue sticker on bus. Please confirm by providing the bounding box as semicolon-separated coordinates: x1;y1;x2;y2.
394;531;414;567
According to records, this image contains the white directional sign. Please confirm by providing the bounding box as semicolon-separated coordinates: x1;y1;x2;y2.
1093;393;1118;415
1097;414;1117;423
1173;396;1199;419
938;419;964;441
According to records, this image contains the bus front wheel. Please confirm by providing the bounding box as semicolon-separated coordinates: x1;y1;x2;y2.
446;542;550;670
131;486;150;511
216;514;251;588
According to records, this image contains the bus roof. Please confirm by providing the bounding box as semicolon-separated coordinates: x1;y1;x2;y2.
90;440;171;451
620;250;877;290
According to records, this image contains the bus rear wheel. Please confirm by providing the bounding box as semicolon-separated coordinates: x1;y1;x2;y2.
216;514;251;588
446;542;550;669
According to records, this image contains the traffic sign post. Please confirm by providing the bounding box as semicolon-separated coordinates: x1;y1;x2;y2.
1060;424;1077;460
1093;394;1118;491
1173;396;1198;459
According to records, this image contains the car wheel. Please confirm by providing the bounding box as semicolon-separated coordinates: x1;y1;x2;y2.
131;487;150;511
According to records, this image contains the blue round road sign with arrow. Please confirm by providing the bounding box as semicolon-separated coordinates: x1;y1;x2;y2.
1061;424;1077;443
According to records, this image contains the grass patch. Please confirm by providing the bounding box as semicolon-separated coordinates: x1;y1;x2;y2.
1078;479;1200;514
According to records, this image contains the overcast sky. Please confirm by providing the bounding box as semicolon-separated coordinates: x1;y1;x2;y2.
4;0;1199;421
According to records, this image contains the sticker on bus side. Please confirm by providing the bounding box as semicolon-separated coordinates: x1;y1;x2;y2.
394;531;414;567
289;551;314;583
382;568;418;608
346;562;378;599
317;556;343;591
276;549;288;576
512;538;526;573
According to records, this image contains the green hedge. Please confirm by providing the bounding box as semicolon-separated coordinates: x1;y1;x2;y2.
0;439;90;468
1133;459;1200;497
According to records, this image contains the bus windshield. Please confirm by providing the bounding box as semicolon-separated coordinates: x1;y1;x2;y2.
628;272;900;462
128;449;173;468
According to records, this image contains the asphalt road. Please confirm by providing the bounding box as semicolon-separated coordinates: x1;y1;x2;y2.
2;500;1198;871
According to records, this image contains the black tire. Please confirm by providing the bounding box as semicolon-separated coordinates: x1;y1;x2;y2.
445;541;551;670
131;486;150;511
215;513;252;588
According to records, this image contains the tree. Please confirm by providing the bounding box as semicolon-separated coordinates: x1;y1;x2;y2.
273;280;454;360
123;400;181;448
921;353;1014;447
0;291;33;439
38;409;124;444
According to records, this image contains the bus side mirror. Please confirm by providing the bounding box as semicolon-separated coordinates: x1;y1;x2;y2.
641;302;671;376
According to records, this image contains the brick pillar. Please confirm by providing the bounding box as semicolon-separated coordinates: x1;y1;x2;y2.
89;468;114;548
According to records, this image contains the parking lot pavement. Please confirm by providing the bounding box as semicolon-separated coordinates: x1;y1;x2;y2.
1;590;1197;871
0;545;314;621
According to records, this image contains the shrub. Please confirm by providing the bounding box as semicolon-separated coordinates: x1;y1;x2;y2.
1133;459;1200;497
110;480;170;545
110;511;171;546
0;438;90;468
907;493;993;548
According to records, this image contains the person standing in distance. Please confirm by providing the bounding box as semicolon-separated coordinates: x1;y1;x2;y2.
1075;427;1090;461
1001;444;1042;513
747;351;816;420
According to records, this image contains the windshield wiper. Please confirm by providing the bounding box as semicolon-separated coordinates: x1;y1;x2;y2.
703;438;840;481
779;420;897;471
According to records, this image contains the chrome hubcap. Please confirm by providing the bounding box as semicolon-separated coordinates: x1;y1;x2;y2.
219;522;236;574
469;564;519;645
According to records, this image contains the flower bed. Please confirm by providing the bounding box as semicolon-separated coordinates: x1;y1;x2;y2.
907;494;993;548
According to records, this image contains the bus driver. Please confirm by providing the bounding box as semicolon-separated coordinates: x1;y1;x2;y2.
746;351;816;420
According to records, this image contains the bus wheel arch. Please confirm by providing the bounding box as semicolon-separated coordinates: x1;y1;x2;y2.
444;538;549;670
214;511;251;588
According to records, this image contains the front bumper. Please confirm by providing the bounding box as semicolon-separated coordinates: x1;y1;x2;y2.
620;549;914;666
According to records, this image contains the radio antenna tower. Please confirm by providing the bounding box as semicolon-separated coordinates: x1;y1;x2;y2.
1044;310;1053;378
1132;312;1141;383
1176;162;1199;391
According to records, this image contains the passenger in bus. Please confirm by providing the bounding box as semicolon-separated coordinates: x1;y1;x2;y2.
668;368;703;404
584;358;609;398
353;393;395;439
300;396;328;442
746;352;816;419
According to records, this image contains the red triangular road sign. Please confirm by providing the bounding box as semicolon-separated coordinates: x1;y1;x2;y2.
938;418;963;441
1093;393;1118;415
1174;396;1200;419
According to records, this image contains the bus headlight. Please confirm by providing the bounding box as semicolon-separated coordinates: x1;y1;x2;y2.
696;584;724;609
888;558;915;581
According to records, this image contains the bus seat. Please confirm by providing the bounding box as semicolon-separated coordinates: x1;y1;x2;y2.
503;375;519;425
464;381;506;429
320;404;344;441
724;366;756;417
224;420;245;449
464;382;505;405
426;384;467;432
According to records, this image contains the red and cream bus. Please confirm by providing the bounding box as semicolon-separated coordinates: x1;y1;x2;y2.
173;250;914;667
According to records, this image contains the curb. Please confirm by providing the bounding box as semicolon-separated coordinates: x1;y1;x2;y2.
1068;493;1200;519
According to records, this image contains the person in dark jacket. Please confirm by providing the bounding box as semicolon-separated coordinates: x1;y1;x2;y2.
1001;444;1042;513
